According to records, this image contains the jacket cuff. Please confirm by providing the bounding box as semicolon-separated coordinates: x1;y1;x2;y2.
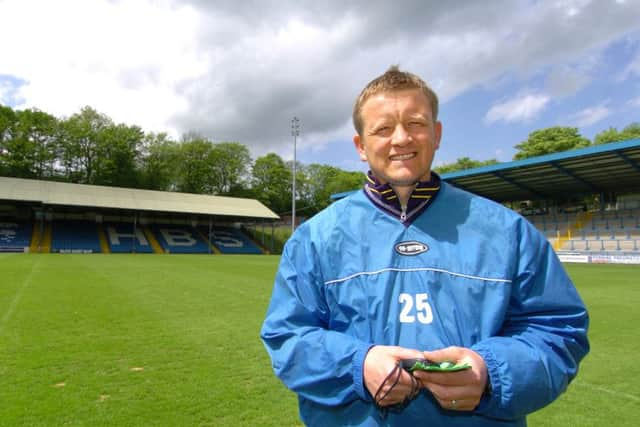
353;343;376;402
471;343;502;413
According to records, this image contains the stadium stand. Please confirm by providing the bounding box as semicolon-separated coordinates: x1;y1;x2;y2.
51;220;102;253
149;224;211;254
0;176;280;255
200;226;263;254
0;221;32;252
525;207;640;254
104;223;154;253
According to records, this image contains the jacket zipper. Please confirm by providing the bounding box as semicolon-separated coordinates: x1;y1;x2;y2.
365;186;429;224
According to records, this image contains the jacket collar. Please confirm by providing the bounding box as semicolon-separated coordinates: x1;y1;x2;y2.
363;171;441;225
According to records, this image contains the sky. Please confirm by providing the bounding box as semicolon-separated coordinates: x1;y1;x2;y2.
1;0;639;173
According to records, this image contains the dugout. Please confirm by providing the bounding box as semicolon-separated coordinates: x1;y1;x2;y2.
0;176;279;254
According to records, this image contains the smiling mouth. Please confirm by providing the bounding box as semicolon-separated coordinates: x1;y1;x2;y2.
390;153;416;161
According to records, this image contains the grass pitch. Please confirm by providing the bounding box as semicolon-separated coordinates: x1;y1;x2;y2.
0;254;298;426
0;255;638;426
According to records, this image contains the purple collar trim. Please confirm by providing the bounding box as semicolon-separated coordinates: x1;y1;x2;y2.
363;171;441;225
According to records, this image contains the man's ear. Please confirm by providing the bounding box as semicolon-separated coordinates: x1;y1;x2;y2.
434;121;443;151
353;134;367;162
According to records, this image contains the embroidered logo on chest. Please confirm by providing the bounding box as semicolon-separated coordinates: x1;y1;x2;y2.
395;240;429;256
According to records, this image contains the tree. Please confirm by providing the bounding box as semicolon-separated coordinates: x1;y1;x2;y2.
59;106;113;183
594;122;640;145
21;109;60;179
0;105;17;175
513;127;590;160
0;108;59;179
138;132;179;191
434;157;498;174
175;135;214;194
0;105;16;140
324;169;366;203
300;164;365;214
593;127;620;145
622;123;640;140
299;163;339;212
93;123;143;187
251;153;291;213
208;142;251;195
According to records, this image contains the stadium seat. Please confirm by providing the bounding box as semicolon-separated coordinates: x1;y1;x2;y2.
199;226;263;254
51;220;101;253
0;221;32;252
104;223;153;253
149;225;211;254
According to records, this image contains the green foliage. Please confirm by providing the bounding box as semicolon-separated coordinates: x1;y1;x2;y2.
0;107;58;179
300;163;339;213
61;106;114;183
0;105;18;168
171;137;253;196
138;132;179;191
252;153;292;214
594;122;640;145
246;225;292;254
209;141;252;195
93;123;143;187
623;122;640;140
514;126;591;160
324;169;365;202
19;109;59;179
176;135;215;194
434;157;498;174
594;127;622;145
0;104;17;142
297;164;365;215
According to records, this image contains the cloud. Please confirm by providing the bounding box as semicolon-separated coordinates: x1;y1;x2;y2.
172;0;640;156
569;103;612;127
0;0;203;134
485;93;551;124
628;96;640;107
0;0;639;163
544;65;592;97
620;50;640;79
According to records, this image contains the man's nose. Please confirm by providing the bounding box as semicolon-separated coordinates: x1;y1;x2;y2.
391;124;410;146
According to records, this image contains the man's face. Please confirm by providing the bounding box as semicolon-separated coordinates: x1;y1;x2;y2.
353;89;442;186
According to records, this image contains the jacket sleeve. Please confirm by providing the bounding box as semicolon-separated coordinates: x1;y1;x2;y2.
472;219;590;419
260;225;373;406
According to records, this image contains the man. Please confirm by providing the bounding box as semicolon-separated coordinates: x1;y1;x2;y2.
260;66;589;426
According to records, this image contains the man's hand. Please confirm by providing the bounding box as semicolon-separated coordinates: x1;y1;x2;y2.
412;346;488;411
363;345;424;407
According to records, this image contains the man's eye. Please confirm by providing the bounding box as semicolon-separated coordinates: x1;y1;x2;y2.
375;126;391;134
408;121;426;128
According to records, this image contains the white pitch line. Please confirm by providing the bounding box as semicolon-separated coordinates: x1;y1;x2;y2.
574;380;640;402
0;257;40;334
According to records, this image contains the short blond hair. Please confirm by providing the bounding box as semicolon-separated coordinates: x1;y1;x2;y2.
352;65;439;135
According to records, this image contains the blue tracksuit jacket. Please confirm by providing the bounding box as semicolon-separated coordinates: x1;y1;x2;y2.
261;182;589;426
